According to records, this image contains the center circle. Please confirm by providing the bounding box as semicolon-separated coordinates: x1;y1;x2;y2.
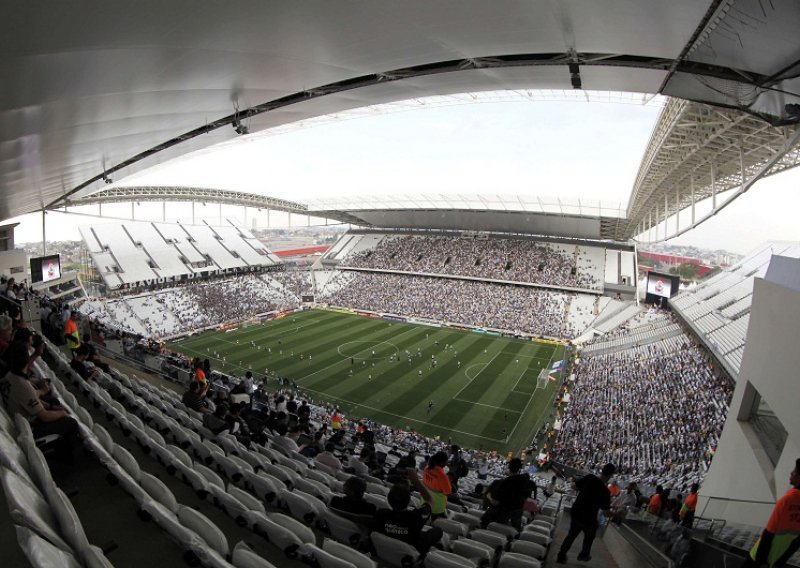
338;341;400;360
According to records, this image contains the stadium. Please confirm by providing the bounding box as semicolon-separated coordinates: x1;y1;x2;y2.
1;2;799;568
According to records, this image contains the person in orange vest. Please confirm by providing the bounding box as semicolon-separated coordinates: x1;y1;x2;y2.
744;459;800;567
63;310;81;352
680;483;699;528
608;480;621;498
422;451;452;519
648;485;664;516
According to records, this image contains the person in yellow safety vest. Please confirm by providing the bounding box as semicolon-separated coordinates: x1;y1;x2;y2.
422;451;452;518
64;311;81;351
744;458;800;567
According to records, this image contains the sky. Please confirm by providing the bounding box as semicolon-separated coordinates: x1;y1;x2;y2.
9;94;800;255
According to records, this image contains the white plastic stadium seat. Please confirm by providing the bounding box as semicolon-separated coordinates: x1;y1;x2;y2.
231;540;279;568
425;550;477;568
451;538;495;567
497;552;541;568
305;543;357;568
0;466;71;551
249;513;307;558
468;529;507;554
321;509;368;549
139;471;179;514
177;505;230;558
322;538;378;568
15;525;82;568
49;486;114;568
509;541;546;560
370;532;421;568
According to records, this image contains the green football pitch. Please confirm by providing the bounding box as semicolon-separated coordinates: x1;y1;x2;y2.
167;309;564;454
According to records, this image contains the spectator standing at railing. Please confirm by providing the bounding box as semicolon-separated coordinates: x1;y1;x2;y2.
744;459;800;568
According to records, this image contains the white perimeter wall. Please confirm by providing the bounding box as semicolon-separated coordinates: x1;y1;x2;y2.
698;275;800;525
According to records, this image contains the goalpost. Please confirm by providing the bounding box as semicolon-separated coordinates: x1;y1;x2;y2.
537;368;550;390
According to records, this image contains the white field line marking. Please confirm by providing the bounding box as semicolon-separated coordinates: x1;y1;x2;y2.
453;351;501;400
504;348;560;443
296;325;421;383
300;388;507;443
453;398;523;412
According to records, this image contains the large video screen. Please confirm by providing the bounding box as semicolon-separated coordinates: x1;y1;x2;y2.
30;254;62;284
646;272;673;298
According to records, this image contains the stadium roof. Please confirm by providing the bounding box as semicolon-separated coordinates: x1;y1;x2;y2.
3;1;800;240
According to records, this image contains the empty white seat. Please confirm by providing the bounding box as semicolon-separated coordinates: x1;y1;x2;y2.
15;525;82;568
206;484;250;527
49;486;115;568
242;470;281;505
497;552;541;568
509;541;545;560
196;463;226;489
25;444;58;502
306;543;357;568
215;453;250;484
451;538;495;566
425;550;477;568
0;466;71;551
517;531;551;547
469;529;507;553
167;444;194;469
231;540;279;568
228;484;266;515
435;518;469;539
139;471;179;514
321;509;368;549
451;512;481;531
363;492;389;510
111;444;141;481
487;522;518;540
178;505;230;558
281;488;324;525
0;429;33;483
248;513;308;559
370;532;420;568
294;477;331;502
522;524;550;537
322;538;377;568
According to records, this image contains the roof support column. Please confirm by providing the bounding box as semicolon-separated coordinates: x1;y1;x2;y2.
42;210;46;256
192;201;195;224
219;202;222;225
163;201;166;222
664;192;669;238
675;188;681;237
739;139;746;189
131;201;135;221
655;204;660;241
711;163;717;211
690;175;696;227
243;206;247;228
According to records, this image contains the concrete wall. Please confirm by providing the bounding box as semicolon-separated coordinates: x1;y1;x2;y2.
698;273;800;525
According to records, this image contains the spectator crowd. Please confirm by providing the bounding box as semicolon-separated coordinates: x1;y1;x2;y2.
342;235;604;290
323;272;568;338
550;336;734;491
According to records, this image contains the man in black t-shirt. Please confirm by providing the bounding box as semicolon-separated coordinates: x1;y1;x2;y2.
371;469;443;553
556;463;615;564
